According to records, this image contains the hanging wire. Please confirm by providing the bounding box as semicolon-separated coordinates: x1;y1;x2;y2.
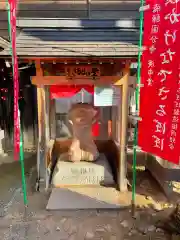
131;0;145;217
6;0;28;206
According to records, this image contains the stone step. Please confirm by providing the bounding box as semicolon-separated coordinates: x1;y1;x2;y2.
46;187;126;210
52;154;115;186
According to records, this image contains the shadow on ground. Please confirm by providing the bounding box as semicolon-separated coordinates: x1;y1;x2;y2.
0;152;36;204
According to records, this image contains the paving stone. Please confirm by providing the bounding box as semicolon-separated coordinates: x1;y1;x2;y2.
120;220;129;228
62;218;73;232
68;234;76;240
147;225;156;232
85;231;95;239
156;228;164;233
110;236;117;240
76;216;123;240
130;229;138;235
154;203;163;212
118;210;131;221
136;223;149;235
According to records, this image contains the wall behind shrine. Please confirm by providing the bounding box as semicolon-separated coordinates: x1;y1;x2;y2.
0;0;140;41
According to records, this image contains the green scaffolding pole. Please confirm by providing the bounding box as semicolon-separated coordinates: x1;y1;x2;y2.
7;1;28;206
131;0;144;216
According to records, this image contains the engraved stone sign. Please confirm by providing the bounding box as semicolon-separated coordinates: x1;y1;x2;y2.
52;154;115;186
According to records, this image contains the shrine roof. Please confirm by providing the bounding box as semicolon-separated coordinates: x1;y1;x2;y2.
0;19;139;58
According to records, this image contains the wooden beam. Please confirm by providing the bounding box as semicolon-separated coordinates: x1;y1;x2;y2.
24;57;137;63
31;75;127;86
118;61;130;192
114;66;130;86
35;59;43;77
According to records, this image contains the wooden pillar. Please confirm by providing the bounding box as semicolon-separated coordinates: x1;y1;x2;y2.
43;86;50;190
108;120;112;138
36;60;43;140
50;99;56;139
35;60;46;182
44;87;50;144
118;62;130;192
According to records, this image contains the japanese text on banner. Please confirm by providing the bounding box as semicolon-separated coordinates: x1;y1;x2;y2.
138;0;180;164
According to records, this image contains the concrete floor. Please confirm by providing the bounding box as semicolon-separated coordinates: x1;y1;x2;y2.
0;194;172;240
0;152;177;240
0;152;36;216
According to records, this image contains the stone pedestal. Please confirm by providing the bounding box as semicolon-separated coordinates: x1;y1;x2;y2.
52;154;115;186
146;155;180;197
0;130;5;155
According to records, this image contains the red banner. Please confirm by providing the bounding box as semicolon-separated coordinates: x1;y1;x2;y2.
9;0;20;160
50;85;94;99
138;0;180;164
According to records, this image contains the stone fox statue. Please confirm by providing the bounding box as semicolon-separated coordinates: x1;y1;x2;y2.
49;103;100;184
68;103;99;162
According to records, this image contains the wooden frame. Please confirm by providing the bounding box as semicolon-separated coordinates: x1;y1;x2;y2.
27;57;136;62
34;58;131;192
31;75;127;86
118;62;130;192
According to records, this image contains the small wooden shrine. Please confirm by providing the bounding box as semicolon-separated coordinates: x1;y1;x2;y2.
31;58;136;209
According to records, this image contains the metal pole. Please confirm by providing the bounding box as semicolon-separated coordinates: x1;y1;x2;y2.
19;111;28;205
86;0;90;18
7;1;28;205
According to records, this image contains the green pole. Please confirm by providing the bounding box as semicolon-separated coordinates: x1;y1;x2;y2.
19;122;28;205
7;1;28;206
132;0;144;216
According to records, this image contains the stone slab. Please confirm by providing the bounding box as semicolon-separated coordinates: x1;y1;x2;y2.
146;154;180;197
52;154;115;186
46;187;127;210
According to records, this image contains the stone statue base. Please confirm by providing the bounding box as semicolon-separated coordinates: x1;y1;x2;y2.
52;153;115;186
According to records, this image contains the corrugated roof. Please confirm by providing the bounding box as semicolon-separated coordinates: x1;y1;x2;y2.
0;37;9;50
1;21;139;57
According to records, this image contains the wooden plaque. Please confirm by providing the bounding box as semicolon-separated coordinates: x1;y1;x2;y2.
65;65;100;80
